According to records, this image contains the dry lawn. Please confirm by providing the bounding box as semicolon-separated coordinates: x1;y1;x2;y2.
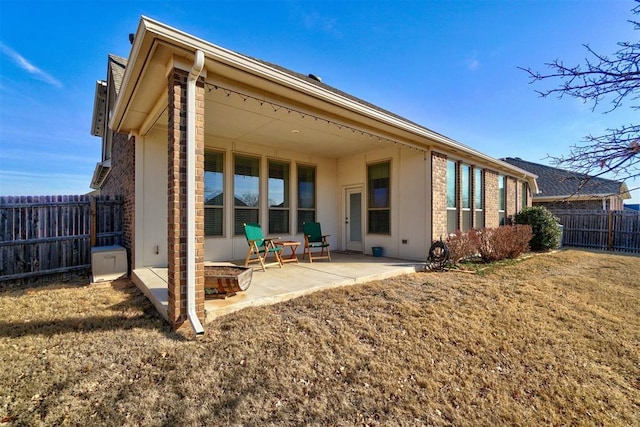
1;249;639;426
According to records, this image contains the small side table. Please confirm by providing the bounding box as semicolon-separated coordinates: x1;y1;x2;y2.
276;240;300;264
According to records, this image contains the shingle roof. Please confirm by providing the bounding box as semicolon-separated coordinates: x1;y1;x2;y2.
251;57;455;140
113;42;482;157
502;157;625;199
108;54;127;95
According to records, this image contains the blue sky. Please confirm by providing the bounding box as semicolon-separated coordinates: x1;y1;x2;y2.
0;0;638;204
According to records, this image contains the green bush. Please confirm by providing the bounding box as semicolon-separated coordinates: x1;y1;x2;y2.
514;206;561;251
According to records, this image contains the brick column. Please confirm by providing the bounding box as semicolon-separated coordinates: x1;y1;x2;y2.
167;68;205;330
431;152;448;241
506;176;517;219
484;170;499;228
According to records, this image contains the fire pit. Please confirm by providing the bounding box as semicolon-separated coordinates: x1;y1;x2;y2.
204;265;253;298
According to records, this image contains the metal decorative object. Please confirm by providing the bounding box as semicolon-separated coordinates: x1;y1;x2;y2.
426;240;450;271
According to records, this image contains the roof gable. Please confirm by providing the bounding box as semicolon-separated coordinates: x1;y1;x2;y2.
502;157;628;199
108;54;127;96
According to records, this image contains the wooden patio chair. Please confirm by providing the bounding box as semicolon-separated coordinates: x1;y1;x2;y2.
302;222;331;263
243;223;283;271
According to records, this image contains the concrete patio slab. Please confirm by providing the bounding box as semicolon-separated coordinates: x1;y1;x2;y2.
132;252;423;324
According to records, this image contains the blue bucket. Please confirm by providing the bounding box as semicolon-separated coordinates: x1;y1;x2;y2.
372;246;383;257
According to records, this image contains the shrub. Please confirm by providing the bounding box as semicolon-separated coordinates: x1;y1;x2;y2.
514;206;561;251
476;225;532;262
445;226;532;264
446;229;481;263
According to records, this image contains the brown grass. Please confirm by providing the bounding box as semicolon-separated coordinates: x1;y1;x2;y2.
1;250;639;426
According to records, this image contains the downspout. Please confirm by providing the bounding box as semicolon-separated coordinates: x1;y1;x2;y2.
187;50;205;335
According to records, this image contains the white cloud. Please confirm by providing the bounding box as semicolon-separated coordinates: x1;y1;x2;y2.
467;58;480;71
300;11;341;38
0;42;62;88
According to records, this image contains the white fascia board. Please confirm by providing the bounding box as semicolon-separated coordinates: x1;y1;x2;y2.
91;80;107;137
109;17;150;132
620;183;632;199
113;16;540;181
89;159;112;189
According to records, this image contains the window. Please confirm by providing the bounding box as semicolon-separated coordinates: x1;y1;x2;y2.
446;160;458;233
474;168;484;228
521;182;528;209
234;155;260;235
204;150;224;236
498;174;506;225
297;164;316;233
268;160;290;234
368;161;391;234
461;164;471;231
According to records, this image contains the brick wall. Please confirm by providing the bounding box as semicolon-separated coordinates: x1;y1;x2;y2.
167;69;206;330
506;176;517;219
431;152;447;241
484;170;499;227
101;132;135;271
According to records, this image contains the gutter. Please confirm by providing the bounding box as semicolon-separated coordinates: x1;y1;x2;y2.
186;50;205;335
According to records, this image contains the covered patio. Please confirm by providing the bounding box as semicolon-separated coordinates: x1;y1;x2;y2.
133;253;422;324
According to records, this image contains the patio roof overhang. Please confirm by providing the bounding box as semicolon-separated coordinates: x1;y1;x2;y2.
110;15;539;188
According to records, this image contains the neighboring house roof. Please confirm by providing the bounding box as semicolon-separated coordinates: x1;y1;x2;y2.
625;204;639;211
502;157;630;201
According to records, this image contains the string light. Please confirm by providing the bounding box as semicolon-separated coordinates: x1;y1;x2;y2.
204;82;424;152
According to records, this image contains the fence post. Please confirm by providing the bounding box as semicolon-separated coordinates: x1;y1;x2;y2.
607;210;614;251
90;197;97;248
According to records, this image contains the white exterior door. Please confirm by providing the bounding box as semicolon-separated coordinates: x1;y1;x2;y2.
345;187;363;252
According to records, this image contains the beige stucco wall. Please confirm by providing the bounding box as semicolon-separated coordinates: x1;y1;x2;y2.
136;126;534;266
201;136;339;262
135;127;169;268
124;135;432;263
338;145;429;261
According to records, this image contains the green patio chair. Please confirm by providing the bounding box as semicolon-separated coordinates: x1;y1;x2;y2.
302;222;331;263
243;223;283;271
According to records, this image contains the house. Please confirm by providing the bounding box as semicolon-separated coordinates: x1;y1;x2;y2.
502;157;630;211
90;16;538;332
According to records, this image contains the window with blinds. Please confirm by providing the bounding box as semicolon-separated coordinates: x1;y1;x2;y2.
297;164;316;233
268;160;290;234
498;174;506;225
474;168;484;228
461;164;471;231
204;150;224;236
234;155;260;235
367;161;390;234
446;160;458;234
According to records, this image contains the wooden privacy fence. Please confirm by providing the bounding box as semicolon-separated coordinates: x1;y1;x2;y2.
0;195;123;282
551;209;640;253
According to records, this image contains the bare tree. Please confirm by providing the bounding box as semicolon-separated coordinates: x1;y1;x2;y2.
520;1;640;186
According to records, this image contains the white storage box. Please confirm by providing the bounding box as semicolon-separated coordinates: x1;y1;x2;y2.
91;245;127;282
